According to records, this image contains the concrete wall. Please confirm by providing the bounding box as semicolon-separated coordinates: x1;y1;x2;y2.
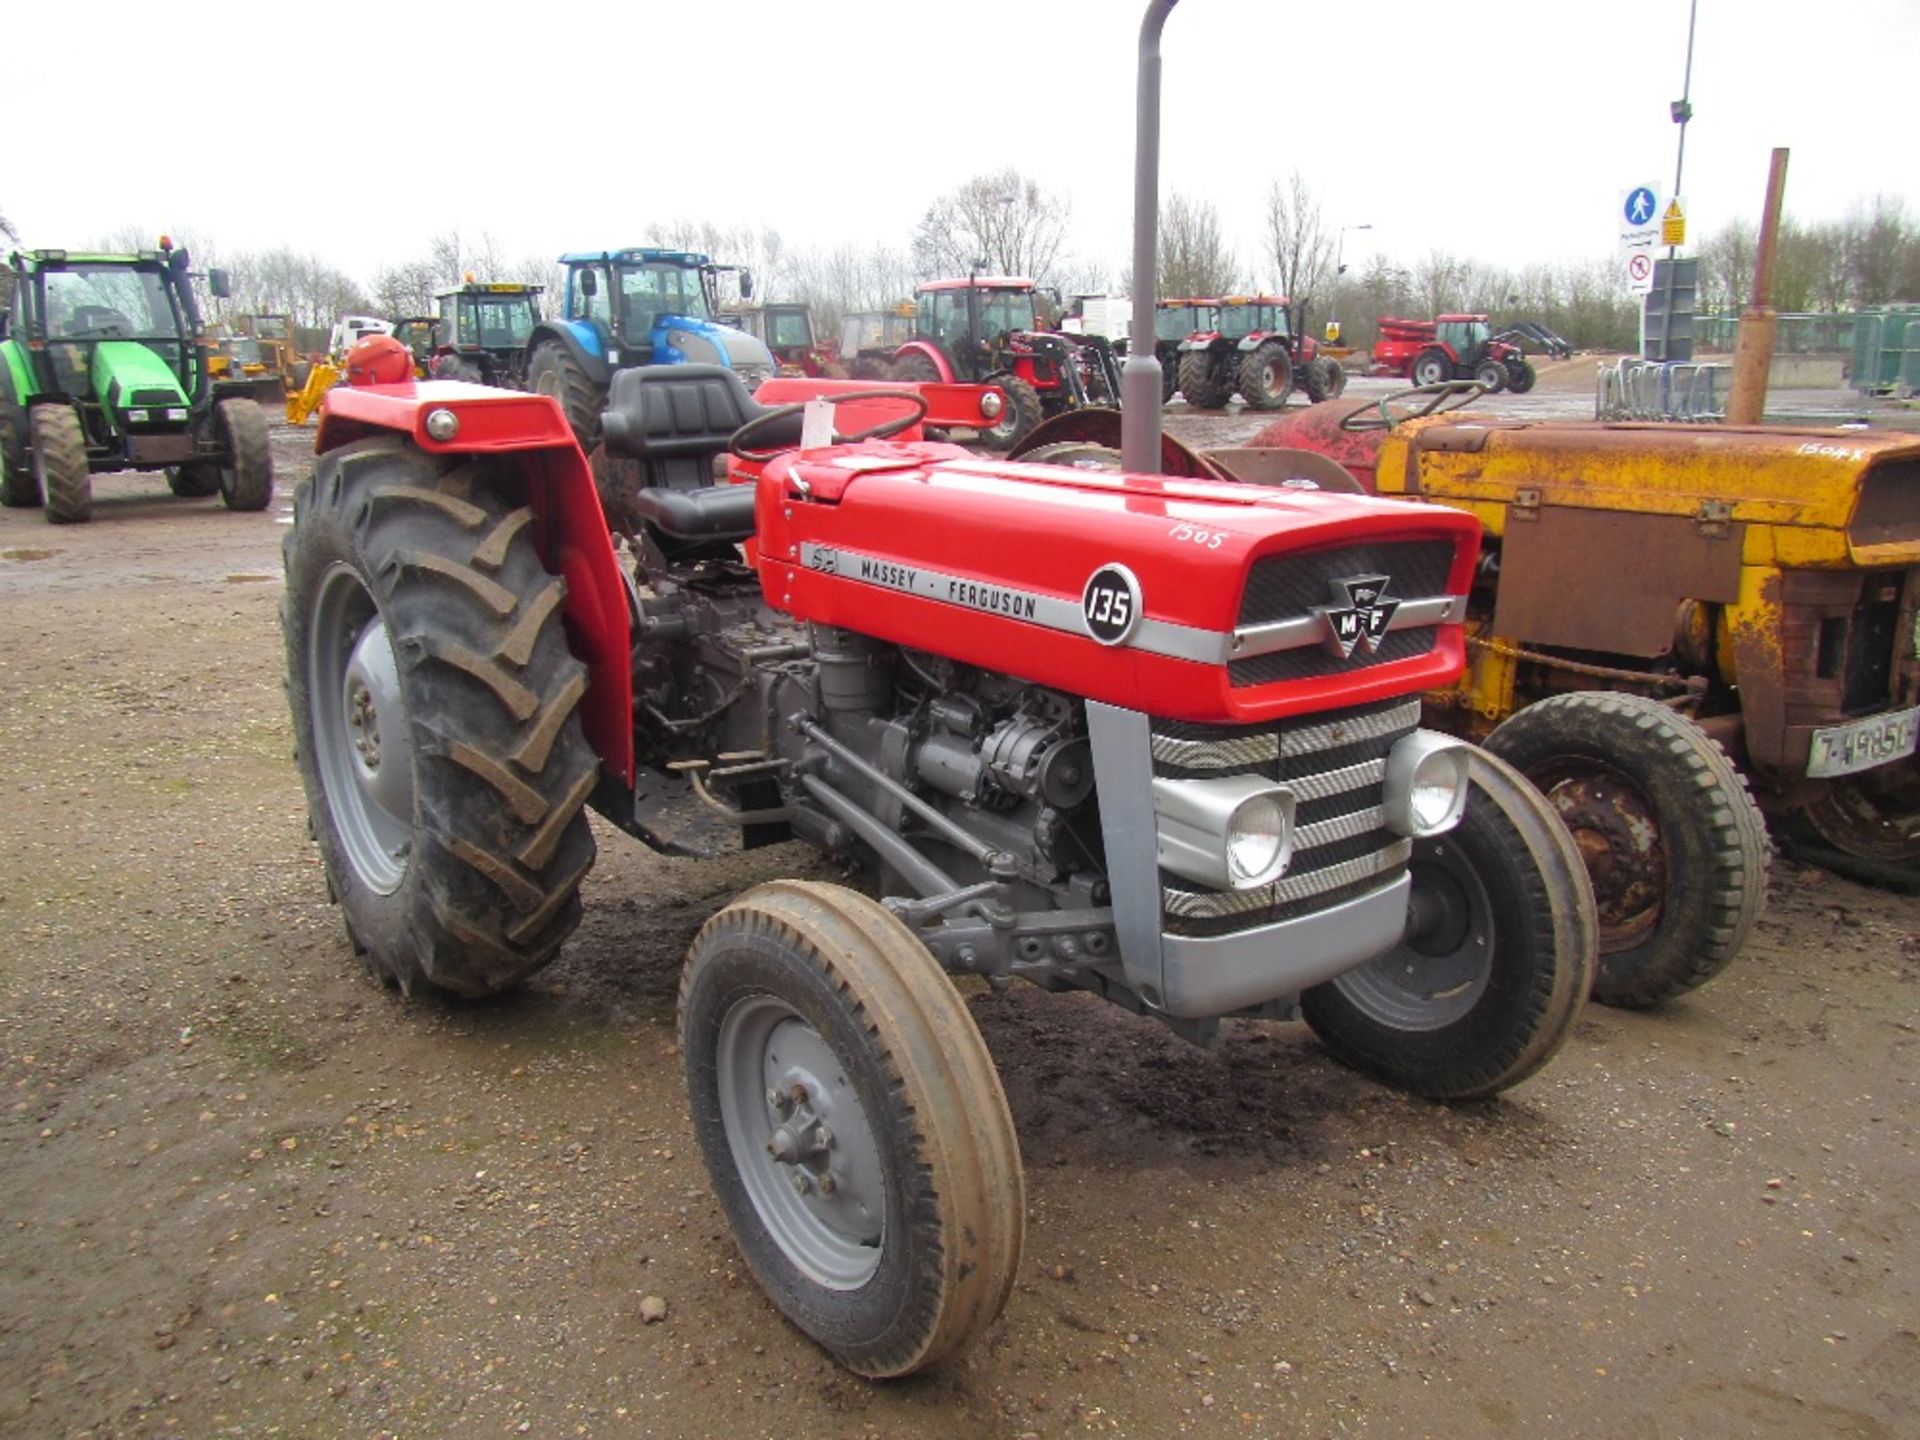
1769;352;1846;388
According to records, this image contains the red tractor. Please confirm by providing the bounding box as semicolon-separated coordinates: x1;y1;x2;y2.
1175;295;1345;410
281;359;1596;1378
888;275;1123;449
1373;314;1534;393
724;302;846;378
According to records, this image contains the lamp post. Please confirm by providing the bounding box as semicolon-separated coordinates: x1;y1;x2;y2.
1330;223;1372;340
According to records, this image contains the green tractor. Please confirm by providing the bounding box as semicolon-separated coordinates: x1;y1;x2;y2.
0;242;272;523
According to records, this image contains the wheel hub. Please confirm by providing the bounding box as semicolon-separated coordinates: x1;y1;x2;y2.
717;1000;887;1289
1332;840;1493;1032
1543;774;1663;950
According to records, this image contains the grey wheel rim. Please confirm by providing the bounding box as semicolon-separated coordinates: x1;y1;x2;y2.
1333;838;1492;1031
717;994;886;1289
309;563;413;895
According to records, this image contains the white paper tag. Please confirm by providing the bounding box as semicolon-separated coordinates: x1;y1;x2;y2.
800;397;836;450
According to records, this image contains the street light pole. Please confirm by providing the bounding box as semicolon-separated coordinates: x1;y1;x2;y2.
1331;223;1371;338
1668;0;1698;260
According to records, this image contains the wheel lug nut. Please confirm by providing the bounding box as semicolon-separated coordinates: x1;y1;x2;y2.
766;1087;786;1112
789;1171;812;1196
788;1083;808;1105
818;1174;837;1196
815;1124;833;1149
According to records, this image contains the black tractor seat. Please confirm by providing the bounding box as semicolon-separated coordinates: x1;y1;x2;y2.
600;365;799;543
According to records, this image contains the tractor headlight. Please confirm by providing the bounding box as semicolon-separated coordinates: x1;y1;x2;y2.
127;408;149;423
1151;774;1296;891
979;390;1005;420
165;408;186;422
1383;730;1471;838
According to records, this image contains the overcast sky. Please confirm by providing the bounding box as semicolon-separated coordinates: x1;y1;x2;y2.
10;0;1919;289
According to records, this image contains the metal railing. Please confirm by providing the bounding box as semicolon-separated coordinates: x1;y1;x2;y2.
1595;358;1731;421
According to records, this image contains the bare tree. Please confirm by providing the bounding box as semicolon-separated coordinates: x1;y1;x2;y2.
1263;171;1334;313
1157;193;1237;299
1844;196;1913;306
911;169;1071;283
1698;218;1756;313
372;259;439;317
0;208;16;244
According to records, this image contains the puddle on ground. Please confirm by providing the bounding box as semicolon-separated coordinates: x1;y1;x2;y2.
1;548;59;562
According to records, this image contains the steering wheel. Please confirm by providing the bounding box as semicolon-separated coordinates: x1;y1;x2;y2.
1339;380;1486;432
728;388;930;462
67;305;133;338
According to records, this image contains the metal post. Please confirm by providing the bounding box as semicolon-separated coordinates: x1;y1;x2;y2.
1668;0;1698;261
1121;0;1179;475
1726;147;1789;427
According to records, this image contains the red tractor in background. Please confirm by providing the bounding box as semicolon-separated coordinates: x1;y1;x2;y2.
724;302;846;378
889;276;1123;449
1373;314;1535;393
1175;295;1345;410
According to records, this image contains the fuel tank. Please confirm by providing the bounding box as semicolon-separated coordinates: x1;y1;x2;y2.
753;441;1479;725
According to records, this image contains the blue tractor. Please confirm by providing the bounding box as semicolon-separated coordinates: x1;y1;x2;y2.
524;248;777;447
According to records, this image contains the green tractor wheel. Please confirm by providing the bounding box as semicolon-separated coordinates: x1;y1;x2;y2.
0;411;38;507
216;399;273;511
32;406;92;524
167;463;221;498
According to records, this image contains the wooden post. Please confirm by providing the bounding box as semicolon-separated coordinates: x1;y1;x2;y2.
1726;148;1790;426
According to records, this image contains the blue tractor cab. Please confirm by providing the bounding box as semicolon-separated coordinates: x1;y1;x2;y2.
525;248;776;446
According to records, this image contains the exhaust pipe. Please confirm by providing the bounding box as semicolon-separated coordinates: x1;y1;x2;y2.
1121;0;1179;474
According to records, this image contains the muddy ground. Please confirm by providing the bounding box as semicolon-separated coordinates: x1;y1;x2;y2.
1;372;1916;1439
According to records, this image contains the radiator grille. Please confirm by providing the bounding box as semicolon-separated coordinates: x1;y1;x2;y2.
1153;697;1417;936
1231;539;1456;688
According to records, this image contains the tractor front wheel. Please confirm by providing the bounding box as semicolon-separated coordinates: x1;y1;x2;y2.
1177;350;1232;409
0;411;38;507
681;881;1024;1377
167;463;221;498
281;438;600;996
1473;358;1508;393
1482;691;1769;1007
1506;358;1537;393
32;406;92;524
1301;751;1597;1100
1410;348;1451;388
978;374;1041;451
216;399;274;511
1238;341;1294;410
528;341;606;449
1324;357;1349;397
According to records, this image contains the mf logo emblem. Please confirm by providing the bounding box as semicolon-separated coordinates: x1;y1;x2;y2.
1313;574;1400;658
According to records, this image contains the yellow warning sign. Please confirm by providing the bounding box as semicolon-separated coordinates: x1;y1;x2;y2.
1661;197;1687;247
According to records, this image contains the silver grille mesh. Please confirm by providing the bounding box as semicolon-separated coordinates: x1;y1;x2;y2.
1164;839;1412;918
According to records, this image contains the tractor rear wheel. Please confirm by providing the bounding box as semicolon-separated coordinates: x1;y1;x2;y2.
1177;350;1232;408
1301;751;1597;1100
1473;358;1508;393
0;411;38;507
1238;341;1293;410
1160;360;1177;404
32;406;92;524
167;463;221;498
1410;348;1451;388
216;398;274;511
978;374;1041;451
888;350;941;384
431;355;485;383
1506;358;1537;393
681;881;1024;1377
1791;765;1920;886
1482;692;1769;1007
528;341;606;449
281;438;600;996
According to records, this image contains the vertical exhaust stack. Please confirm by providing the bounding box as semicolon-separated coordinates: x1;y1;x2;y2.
1122;0;1180;474
1726;147;1789;427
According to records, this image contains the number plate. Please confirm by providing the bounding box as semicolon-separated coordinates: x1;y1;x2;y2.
1806;705;1920;779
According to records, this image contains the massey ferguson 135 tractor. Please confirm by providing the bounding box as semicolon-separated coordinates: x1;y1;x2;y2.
1175;295;1344;410
524;248;777;448
283;358;1597;1375
1372;314;1533;394
889;275;1124;450
1;242;273;522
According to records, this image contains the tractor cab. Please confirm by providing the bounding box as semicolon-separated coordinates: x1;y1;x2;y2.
1435;314;1494;364
1155;298;1216;344
525;248;776;444
1210;296;1291;343
895;276;1121;449
389;317;437;374
839;304;916;379
430;282;542;386
723;302;836;377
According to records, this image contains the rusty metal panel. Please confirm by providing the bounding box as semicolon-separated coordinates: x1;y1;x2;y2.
1493;507;1745;656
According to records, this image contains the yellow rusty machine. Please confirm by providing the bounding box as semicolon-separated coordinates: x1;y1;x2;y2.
1009;386;1920;1009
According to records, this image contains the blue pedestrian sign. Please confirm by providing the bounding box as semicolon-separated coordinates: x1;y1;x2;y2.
1624;186;1658;225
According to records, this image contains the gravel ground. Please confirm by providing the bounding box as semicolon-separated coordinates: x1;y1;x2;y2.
0;383;1915;1440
